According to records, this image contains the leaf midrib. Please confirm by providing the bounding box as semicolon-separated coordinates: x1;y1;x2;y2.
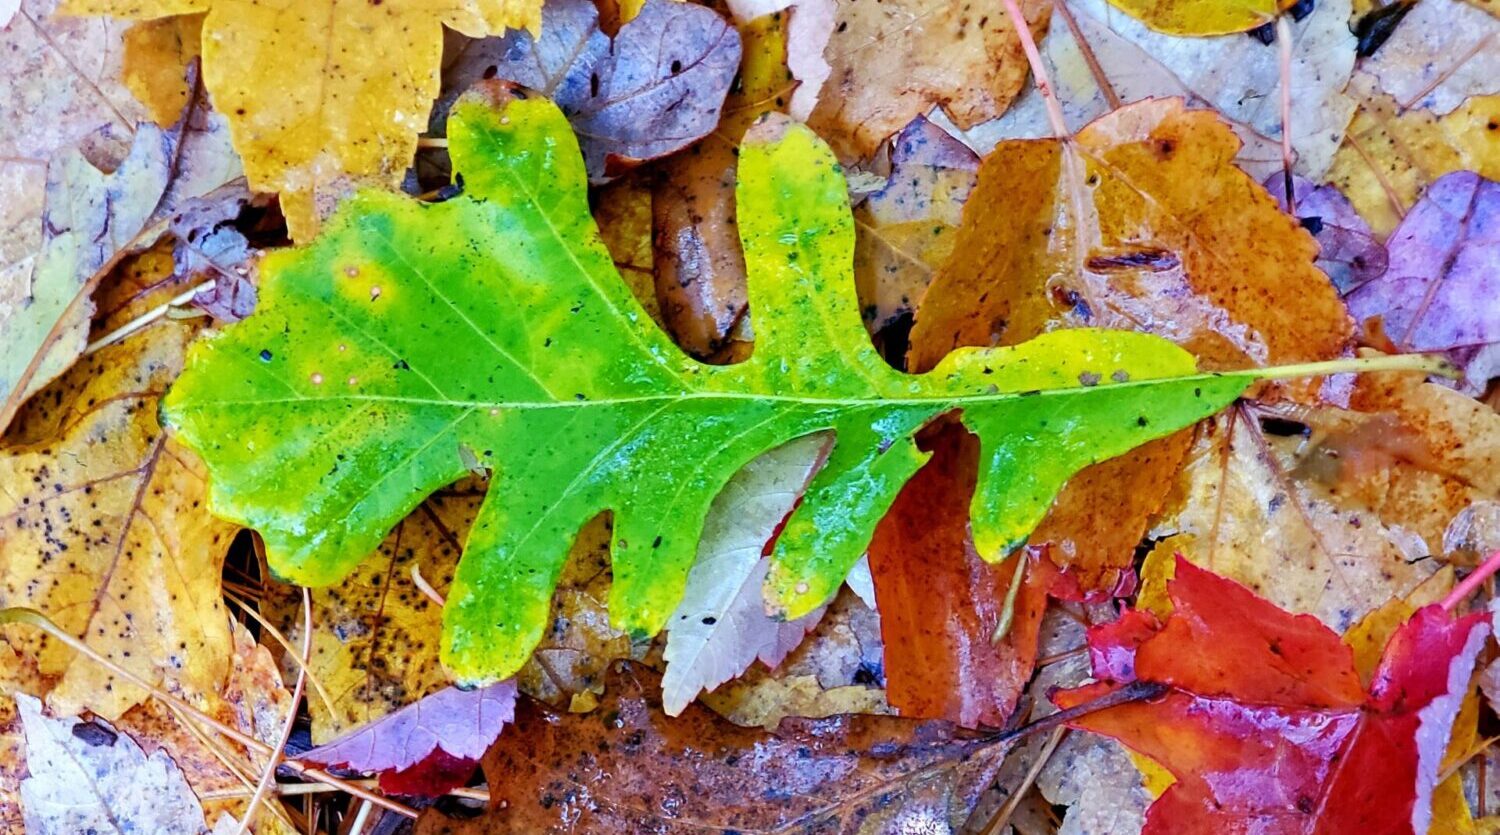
167;368;1245;412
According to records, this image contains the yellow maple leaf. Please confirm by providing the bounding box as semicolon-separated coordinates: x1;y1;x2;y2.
64;0;541;239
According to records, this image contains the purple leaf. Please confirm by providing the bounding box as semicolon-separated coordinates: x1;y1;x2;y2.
445;0;741;182
1346;171;1500;388
1267;173;1388;293
300;680;517;793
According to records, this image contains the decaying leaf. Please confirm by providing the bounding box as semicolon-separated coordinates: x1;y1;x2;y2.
1056;558;1489;834
867;426;1051;727
445;0;740;180
413;664;1008;834
163;92;1270;686
697;586;890;729
0;103;240;432
965;0;1355;179
1346;171;1499;391
805;0;1049;160
852;115;979;332
912;97;1352;595
651;6;787;358
16;692;210;834
661;433;831;716
1325;74;1500;237
1361;0;1500;116
1;0;147;284
62;0;544;239
0;317;238;720
301;680;517;796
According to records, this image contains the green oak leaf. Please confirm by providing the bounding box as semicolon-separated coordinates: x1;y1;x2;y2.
164;91;1300;684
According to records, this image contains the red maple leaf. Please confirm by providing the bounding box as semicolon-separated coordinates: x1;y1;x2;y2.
1053;556;1491;835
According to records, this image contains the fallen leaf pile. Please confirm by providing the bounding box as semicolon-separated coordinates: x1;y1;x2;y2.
1;0;1498;832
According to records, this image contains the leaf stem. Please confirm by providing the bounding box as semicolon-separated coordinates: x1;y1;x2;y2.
1440;549;1500;613
0;607;419;819
1002;0;1069;139
1245;352;1458;382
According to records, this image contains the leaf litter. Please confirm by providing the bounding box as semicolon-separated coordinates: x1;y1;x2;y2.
2;0;1500;832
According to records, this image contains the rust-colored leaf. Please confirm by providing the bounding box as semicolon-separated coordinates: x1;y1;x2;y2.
414;663;1009;834
910;98;1353;593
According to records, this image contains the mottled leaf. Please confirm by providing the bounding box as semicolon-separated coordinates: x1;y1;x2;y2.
852;115;978;332
163;92;1263;685
1362;0;1500;116
1325;73;1499;236
413;664;1008;834
16;693;208;835
0;317;237;720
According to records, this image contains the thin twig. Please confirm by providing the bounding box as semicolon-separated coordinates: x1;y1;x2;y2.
1002;0;1069;139
0;608;418;819
992;554;1029;645
346;800;375;835
411;564;447;607
235;589;313;834
980;726;1068;835
416;137;449;149
1053;0;1121;109
1440;549;1500;612
990;681;1167;747
1276;14;1297;212
84;280;215;355
222;590;339;721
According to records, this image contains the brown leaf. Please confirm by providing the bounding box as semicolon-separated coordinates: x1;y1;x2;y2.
650;7;789;358
910;98;1353;593
121;14;203;127
805;0;1050;160
696;587;890;729
414;663;1009;835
